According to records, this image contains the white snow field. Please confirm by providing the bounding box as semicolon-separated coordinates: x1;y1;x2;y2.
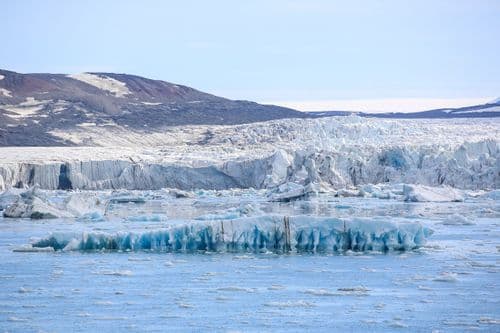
0;116;499;332
67;73;131;97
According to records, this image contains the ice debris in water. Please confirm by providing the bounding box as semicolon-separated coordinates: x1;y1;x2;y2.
480;189;500;200
127;214;167;222
195;204;259;220
2;187;106;219
3;186;73;219
440;213;475;226
108;192;146;204
403;184;464;202
432;272;458;283
267;182;320;202
64;192;106;220
30;215;432;253
0;187;24;210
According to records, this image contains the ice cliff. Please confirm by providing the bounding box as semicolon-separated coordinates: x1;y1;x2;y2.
0;117;498;191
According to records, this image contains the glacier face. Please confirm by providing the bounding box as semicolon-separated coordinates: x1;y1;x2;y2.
0;117;498;191
31;215;432;253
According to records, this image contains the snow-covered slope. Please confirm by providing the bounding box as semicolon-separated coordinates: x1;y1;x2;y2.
0;116;498;191
0;69;305;146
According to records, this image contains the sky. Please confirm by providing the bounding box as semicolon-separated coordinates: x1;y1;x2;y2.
1;0;499;112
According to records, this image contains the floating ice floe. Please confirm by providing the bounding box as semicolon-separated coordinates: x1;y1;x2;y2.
29;215;433;253
108;192;146;204
360;184;403;199
3;187;73;219
13;244;55;252
195;204;259;221
65;192;106;219
403;184;465;202
268;182;320;202
480;189;500;200
168;188;194;198
127;214;167;222
0;187;24;210
440;213;475;226
2;187;107;219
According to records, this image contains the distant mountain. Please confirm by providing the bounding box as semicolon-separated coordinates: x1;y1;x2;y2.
0;69;306;146
362;102;500;119
308;101;500;119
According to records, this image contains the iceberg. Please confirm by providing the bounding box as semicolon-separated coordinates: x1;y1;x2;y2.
64;192;106;217
3;187;73;219
2;188;107;219
403;184;464;202
0;187;23;210
31;215;432;253
268;182;320;202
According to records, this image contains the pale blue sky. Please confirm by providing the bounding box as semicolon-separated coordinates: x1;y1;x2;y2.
1;0;499;111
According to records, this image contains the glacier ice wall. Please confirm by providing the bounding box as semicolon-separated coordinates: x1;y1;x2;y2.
31;215;433;253
0;139;497;191
0;117;498;191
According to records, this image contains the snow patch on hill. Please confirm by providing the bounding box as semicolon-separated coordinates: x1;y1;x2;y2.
453;106;500;114
2;97;50;118
0;88;12;97
68;73;131;97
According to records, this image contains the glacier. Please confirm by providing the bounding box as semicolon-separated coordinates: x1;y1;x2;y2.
31;216;432;253
0;117;498;192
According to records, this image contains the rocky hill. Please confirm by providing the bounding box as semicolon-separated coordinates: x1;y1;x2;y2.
0;69;306;146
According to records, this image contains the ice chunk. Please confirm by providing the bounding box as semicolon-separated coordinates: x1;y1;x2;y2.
477;317;500;325
3;187;73;219
64;192;106;217
13;244;55;252
195;204;259;221
480;189;500;200
360;184;400;199
168;189;194;198
264;300;315;308
31;215;433;253
127;214;167;222
268;182;319;202
403;185;464;202
108;193;146;204
433;272;458;282
0;187;23;210
195;210;242;221
335;188;363;198
440;213;475;226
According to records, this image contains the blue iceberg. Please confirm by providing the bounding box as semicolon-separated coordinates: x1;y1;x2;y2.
31;215;433;253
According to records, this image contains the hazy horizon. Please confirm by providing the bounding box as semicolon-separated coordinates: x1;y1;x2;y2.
266;97;496;113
